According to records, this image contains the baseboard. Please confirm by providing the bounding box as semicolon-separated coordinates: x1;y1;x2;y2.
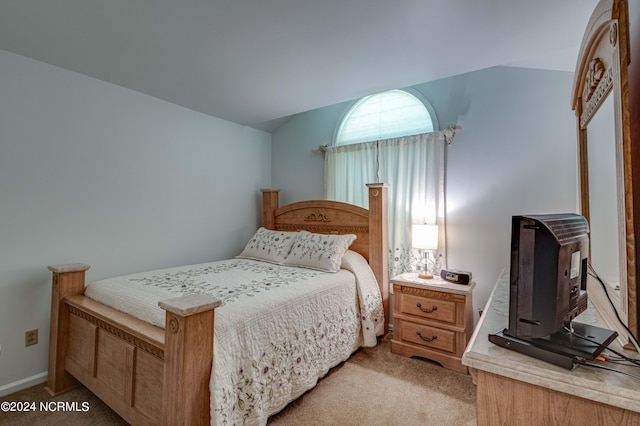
0;372;48;398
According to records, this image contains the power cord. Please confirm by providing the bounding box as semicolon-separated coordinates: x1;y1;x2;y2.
574;359;640;380
565;326;640;367
587;263;640;352
566;325;640;380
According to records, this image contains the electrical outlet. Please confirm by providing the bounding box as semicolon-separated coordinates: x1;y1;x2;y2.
25;329;38;346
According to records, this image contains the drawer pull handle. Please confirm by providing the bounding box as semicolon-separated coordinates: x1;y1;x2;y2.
416;303;437;313
416;331;438;342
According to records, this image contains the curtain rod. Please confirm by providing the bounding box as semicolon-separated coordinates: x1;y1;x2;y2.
311;125;462;155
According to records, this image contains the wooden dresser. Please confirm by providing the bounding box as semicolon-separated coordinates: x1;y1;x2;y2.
463;271;640;425
390;273;475;374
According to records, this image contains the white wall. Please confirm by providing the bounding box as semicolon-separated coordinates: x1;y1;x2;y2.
272;66;578;323
0;49;271;394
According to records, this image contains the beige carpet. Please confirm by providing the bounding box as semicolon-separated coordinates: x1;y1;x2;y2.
1;336;476;425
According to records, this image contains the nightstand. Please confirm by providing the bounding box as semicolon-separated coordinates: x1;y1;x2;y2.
390;272;475;374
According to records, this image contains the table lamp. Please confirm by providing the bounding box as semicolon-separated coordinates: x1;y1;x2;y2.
412;224;439;279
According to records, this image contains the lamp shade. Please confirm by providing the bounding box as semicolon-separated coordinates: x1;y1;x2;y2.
412;224;439;250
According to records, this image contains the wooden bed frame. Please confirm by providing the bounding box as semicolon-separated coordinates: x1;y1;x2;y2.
46;183;388;425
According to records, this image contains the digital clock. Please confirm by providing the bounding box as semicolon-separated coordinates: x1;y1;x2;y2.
440;269;472;284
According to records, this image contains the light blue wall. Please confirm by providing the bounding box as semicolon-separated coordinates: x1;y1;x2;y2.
0;56;579;392
272;102;348;204
272;66;578;321
0;49;271;394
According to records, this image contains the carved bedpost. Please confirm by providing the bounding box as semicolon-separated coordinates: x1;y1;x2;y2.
261;188;281;230
159;295;221;426
45;263;90;395
366;183;389;334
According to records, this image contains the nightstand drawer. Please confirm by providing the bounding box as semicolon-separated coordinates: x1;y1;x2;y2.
401;322;456;353
399;294;456;324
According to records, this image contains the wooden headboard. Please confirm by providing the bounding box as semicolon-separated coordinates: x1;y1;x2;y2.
261;183;389;333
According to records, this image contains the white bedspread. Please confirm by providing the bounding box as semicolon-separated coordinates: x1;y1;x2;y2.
84;250;384;425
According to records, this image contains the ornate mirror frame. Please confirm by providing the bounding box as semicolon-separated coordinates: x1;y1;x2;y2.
572;0;637;349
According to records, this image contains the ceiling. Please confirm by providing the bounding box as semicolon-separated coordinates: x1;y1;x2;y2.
0;0;598;132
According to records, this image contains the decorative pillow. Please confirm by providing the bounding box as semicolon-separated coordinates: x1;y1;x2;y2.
283;231;357;272
237;227;298;264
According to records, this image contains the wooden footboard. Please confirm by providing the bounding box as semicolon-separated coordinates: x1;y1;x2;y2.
46;264;220;425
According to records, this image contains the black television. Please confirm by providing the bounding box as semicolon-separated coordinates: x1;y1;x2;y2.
489;214;618;369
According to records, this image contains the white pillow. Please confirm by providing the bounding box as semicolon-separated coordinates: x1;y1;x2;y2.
283;231;357;272
237;227;298;264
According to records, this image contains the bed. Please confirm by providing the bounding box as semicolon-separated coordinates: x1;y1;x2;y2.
45;184;389;425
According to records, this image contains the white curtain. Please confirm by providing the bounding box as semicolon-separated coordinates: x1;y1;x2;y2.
324;131;449;278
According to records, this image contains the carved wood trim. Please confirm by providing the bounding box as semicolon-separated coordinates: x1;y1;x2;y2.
68;305;164;360
583;58;606;102
610;21;618;47
274;223;368;234
580;65;614;127
304;211;331;222
397;285;466;303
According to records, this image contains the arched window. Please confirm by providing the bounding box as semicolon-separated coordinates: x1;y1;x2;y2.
327;89;447;279
335;89;436;146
